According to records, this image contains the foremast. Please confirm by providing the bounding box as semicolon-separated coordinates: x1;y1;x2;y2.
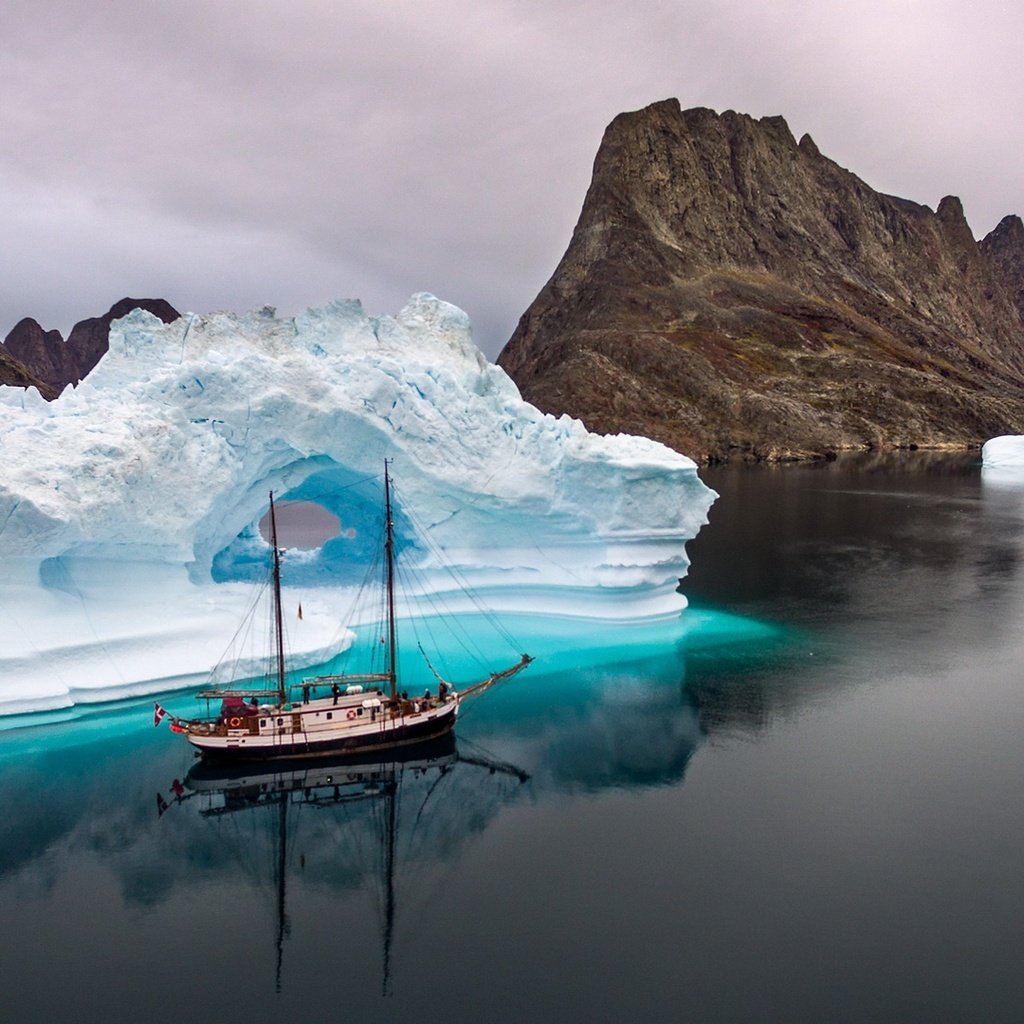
269;491;287;704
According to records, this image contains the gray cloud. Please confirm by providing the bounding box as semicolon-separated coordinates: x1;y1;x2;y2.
2;0;1021;357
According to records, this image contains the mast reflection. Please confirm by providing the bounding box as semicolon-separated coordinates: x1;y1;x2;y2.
162;736;528;995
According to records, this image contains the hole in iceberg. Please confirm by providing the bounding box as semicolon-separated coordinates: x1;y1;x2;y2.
257;501;344;550
210;466;421;586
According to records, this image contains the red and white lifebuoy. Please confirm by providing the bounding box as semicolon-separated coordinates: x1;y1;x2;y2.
346;709;358;720
228;716;243;728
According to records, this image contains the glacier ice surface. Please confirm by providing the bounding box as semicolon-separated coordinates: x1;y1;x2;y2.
0;294;716;716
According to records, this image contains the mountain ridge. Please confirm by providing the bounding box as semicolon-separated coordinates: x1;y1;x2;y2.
1;298;180;395
499;99;1024;461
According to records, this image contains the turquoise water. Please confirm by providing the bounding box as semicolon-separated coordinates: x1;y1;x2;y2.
3;453;1024;1022
0;602;782;749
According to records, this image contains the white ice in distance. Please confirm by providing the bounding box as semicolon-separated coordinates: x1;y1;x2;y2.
982;435;1024;469
0;294;716;716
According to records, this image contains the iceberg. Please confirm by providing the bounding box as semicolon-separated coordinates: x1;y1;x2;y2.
982;435;1024;469
0;294;716;716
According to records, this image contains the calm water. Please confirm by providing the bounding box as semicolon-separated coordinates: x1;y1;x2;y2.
2;454;1024;1023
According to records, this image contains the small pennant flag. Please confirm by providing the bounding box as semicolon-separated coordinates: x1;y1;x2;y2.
297;603;303;621
156;792;169;817
153;702;168;727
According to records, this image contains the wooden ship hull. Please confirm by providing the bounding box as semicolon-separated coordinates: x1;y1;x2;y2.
174;691;458;762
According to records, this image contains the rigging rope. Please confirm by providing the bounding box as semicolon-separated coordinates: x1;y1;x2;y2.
393;482;523;652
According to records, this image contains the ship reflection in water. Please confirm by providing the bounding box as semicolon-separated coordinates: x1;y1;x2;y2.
159;735;529;996
1;641;762;1018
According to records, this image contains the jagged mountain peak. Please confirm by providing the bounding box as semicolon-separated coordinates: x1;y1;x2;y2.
1;297;180;395
499;102;1024;462
985;213;1024;250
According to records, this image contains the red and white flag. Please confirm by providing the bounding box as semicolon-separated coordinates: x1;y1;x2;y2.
153;702;168;727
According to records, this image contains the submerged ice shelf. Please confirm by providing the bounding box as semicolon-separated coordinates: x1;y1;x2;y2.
0;294;716;715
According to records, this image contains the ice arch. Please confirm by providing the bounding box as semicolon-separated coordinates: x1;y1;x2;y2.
0;294;716;715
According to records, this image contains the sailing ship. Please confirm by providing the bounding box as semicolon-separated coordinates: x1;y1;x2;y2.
163;462;532;761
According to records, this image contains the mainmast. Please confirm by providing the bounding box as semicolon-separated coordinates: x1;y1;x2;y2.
269;491;287;703
383;461;398;700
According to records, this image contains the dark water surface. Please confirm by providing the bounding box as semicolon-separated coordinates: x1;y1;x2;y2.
3;454;1024;1023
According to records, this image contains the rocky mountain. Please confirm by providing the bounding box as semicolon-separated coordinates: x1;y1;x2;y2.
1;298;180;395
498;100;1024;462
0;343;54;399
3;318;77;395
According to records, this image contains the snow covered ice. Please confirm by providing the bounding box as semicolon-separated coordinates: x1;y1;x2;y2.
0;294;716;716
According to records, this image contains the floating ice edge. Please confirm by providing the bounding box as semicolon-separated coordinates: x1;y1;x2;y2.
982;435;1024;469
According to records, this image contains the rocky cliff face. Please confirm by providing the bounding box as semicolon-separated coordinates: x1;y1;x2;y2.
499;100;1024;461
0;342;54;399
3;318;77;394
1;298;180;395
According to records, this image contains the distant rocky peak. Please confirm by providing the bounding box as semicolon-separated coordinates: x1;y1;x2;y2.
984;214;1024;254
983;214;1024;319
935;195;981;259
3;317;71;394
936;194;968;224
1;297;180;396
102;297;180;325
4;317;63;351
798;133;821;157
756;114;797;148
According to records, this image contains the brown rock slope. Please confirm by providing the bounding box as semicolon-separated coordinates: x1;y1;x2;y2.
498;100;1024;462
0;342;55;399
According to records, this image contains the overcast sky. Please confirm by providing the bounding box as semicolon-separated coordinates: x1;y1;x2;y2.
3;0;1021;358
